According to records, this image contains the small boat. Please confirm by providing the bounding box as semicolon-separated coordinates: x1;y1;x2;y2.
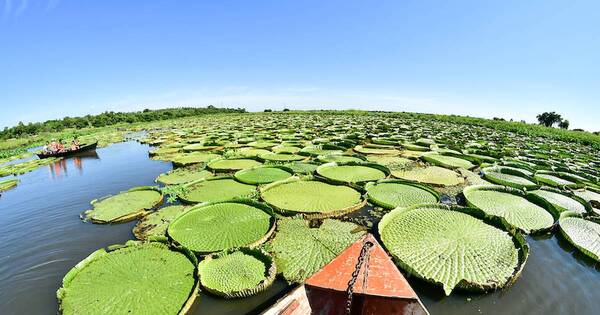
262;234;429;315
36;142;98;159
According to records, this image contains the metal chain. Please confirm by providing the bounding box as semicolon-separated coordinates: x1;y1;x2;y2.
345;240;374;315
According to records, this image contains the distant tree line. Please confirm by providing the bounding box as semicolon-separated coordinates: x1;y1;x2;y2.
1;106;246;139
536;111;569;129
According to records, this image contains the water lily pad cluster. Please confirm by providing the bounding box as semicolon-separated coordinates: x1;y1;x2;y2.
56;111;600;311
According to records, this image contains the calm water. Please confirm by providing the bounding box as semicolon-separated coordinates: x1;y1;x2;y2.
0;141;599;314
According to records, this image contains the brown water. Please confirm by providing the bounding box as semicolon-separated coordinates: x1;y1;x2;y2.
1;141;599;314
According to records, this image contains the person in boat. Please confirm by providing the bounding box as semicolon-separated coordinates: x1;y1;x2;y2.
57;139;66;153
48;139;59;153
70;138;80;151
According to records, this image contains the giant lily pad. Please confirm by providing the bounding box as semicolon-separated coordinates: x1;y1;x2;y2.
179;177;256;204
365;179;439;209
57;241;197;315
463;185;556;234
260;177;365;218
422;153;475;170
83;187;163;224
197;248;276;298
0;178;18;192
481;166;538;190
234;166;293;185
133;205;190;240
168;200;275;254
392;166;465;187
316;162;389;184
259;153;306;162
207;158;262;172
171;153;221;167
558;212;600;262
156;168;213;185
379;204;527;295
267;218;366;282
530;188;588;215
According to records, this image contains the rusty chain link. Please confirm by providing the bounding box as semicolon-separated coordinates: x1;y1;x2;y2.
345;240;374;315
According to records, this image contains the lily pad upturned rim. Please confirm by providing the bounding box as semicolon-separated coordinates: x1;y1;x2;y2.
378;204;529;295
259;176;367;219
463;184;559;234
365;179;440;209
57;240;199;315
533;170;584;189
197;247;277;299
530;186;592;215
83;186;164;224
167;199;276;255
233;165;294;185
557;211;600;262
422;152;477;170
315;161;391;185
481;166;540;190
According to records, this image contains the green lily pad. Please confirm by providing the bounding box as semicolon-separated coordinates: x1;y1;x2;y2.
83;187;163;224
260;177;365;218
267;218;366;282
365;180;439;209
179;177;256;204
156;169;213;185
132;205;190;240
558;212;600;262
198;248;276;298
57;241;197;315
207;158;263;172
392;166;465;187
234;166;293;185
379;204;526;295
168;200;274;254
463;185;555;234
316;162;389;184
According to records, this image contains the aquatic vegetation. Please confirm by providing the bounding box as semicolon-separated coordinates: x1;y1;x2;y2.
179;177;256;203
558;212;600;262
57;241;197;315
530;188;588;214
168;200;275;254
132;205;190;240
234;165;293;185
316;162;389;184
170;152;221;167
198;248;276;298
463;185;556;234
0;178;19;192
207;158;263;172
260;177;365;218
82;186;163;224
365;179;439;209
267;217;365;282
422;152;476;170
156;168;213;185
0;157;62;177
379;204;527;295
481;166;538;190
392;166;465;186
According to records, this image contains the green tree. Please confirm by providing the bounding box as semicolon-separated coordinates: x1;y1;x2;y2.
536;112;563;127
558;119;570;129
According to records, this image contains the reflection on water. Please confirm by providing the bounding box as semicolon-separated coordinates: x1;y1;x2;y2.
47;151;100;179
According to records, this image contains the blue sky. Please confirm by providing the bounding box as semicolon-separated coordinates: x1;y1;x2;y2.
1;1;599;130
